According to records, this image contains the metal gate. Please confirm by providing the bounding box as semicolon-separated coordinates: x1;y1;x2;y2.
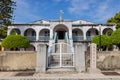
47;43;74;68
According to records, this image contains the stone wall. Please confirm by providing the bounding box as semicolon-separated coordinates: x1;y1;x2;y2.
97;51;120;70
1;51;120;71
0;51;36;71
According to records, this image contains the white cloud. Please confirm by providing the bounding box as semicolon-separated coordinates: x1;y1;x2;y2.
13;0;41;23
68;0;120;23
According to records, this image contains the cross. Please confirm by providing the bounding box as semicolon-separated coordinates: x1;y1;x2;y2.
59;10;64;21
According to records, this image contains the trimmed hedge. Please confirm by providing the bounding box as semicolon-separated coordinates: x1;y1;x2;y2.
2;35;30;48
92;35;111;47
111;28;120;45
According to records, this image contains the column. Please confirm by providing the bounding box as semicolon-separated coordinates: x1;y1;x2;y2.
99;25;102;35
20;30;24;36
83;31;86;40
75;44;86;72
7;27;11;35
69;27;72;39
50;28;53;39
36;31;39;41
36;44;47;73
89;43;100;73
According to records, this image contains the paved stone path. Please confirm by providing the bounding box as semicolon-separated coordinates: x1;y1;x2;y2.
0;71;120;80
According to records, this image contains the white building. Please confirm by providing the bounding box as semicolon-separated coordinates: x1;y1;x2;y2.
7;19;116;72
7;19;116;51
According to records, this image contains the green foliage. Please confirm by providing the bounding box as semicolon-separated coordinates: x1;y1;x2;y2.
10;30;17;35
2;35;30;49
107;30;113;36
0;28;7;38
92;35;111;47
111;28;120;47
0;0;16;26
107;12;120;29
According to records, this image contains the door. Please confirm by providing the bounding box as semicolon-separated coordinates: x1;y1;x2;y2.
58;31;65;39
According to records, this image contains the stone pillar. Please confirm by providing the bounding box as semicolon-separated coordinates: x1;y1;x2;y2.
69;27;72;39
36;44;47;73
75;44;85;72
89;43;100;73
50;28;53;39
7;27;11;35
83;31;86;40
36;31;39;41
20;30;24;36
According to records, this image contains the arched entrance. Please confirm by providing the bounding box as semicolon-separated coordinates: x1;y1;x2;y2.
53;24;69;39
10;28;21;35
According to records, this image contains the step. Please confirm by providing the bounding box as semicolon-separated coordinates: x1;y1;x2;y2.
46;68;76;74
58;40;65;43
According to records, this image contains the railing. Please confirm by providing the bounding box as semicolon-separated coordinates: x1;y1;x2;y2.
86;36;94;40
39;36;50;41
72;36;84;41
48;33;57;53
53;32;57;43
26;36;36;41
65;32;69;44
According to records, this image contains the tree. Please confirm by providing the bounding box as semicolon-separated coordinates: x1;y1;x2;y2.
110;28;120;49
2;35;30;50
0;28;7;38
0;0;16;26
107;12;120;29
92;35;111;50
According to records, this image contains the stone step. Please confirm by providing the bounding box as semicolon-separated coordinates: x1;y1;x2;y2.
58;40;65;43
46;68;76;74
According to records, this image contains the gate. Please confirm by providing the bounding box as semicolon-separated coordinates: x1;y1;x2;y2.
47;43;74;68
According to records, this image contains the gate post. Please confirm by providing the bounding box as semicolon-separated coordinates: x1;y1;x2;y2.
89;43;100;73
36;44;47;73
75;44;86;72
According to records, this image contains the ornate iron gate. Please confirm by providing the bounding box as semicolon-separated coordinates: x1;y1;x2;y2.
47;43;74;68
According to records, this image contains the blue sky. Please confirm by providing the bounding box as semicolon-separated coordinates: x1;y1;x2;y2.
13;0;120;24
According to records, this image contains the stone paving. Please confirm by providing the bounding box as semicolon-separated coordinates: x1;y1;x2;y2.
0;71;120;80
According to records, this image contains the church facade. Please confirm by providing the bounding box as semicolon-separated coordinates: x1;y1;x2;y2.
7;19;116;51
7;19;116;71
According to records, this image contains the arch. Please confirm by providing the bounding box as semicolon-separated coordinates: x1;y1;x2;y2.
86;28;99;40
53;24;69;32
39;28;50;41
102;28;113;35
24;28;36;41
39;29;50;36
72;28;83;36
53;24;69;39
10;28;21;35
86;28;99;36
72;28;84;41
25;45;35;51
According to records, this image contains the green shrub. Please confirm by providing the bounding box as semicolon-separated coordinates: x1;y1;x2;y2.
111;28;120;47
92;35;111;47
2;35;30;49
